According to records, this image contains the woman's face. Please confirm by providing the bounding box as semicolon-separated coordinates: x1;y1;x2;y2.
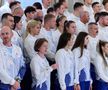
32;24;41;35
68;23;76;35
67;36;73;49
102;43;108;55
60;17;67;27
38;41;48;55
84;35;89;46
16;20;22;30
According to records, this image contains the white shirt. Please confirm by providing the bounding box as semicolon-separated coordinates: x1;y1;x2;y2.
94;53;108;82
93;0;101;3
0;1;11;21
73;47;91;84
30;54;53;90
41;3;47;16
101;8;108;13
76;20;88;34
24;34;41;61
63;10;71;20
87;35;99;63
68;13;80;22
89;13;95;22
40;27;55;60
0;43;25;85
52;29;62;51
55;48;74;90
98;24;108;41
22;19;28;40
84;5;93;17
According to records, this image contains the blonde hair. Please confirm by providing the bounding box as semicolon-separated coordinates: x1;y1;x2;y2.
26;20;41;33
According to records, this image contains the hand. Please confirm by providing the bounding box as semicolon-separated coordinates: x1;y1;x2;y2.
51;64;58;70
74;84;80;90
90;84;92;90
11;87;16;90
12;81;20;90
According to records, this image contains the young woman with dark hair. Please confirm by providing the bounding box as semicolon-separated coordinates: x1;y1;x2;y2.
72;32;92;90
55;32;74;90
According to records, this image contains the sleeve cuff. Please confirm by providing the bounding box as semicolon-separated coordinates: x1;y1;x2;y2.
61;85;66;90
49;67;53;72
74;80;79;85
10;79;16;85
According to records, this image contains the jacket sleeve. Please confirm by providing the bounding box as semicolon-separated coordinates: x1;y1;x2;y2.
0;53;15;85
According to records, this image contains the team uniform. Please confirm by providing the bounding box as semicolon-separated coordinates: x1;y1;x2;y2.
0;43;26;90
30;53;53;90
55;48;74;90
73;47;91;90
93;53;108;90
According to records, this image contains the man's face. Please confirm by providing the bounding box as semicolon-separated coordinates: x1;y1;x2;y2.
6;16;14;29
1;27;13;44
102;16;108;26
28;11;36;20
88;24;98;37
42;0;52;7
50;17;56;29
93;4;101;13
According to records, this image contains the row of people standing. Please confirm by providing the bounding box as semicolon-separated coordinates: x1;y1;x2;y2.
30;31;108;90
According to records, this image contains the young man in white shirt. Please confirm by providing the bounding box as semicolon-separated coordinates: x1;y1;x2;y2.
40;14;56;61
0;0;14;20
69;2;84;22
97;12;108;41
22;6;36;39
87;22;99;90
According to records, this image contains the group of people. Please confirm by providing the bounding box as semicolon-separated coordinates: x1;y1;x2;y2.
0;0;108;90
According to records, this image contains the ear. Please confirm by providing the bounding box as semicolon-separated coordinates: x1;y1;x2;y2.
101;46;104;51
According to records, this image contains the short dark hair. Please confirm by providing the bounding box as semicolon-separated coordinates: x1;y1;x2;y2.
24;6;36;16
47;7;55;14
33;2;42;10
73;2;84;10
34;38;48;52
1;13;13;22
92;2;99;8
9;1;20;9
57;32;72;51
54;2;63;11
98;12;108;19
88;22;98;26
